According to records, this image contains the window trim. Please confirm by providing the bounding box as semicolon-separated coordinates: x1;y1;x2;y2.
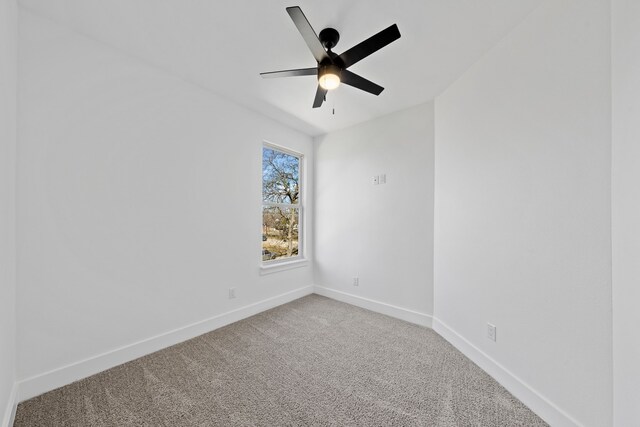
261;141;305;268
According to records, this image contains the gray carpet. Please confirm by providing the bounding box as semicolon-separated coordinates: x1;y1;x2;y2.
14;295;547;426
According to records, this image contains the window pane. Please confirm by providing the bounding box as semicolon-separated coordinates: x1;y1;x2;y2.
262;206;299;261
262;147;299;204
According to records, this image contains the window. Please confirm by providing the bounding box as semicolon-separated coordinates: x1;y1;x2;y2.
262;144;303;263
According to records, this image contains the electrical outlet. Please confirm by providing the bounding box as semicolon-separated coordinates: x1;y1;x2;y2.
353;277;359;286
228;288;236;299
379;174;386;184
487;323;496;342
372;175;379;185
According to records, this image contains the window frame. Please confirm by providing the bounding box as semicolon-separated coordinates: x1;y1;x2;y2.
261;141;305;268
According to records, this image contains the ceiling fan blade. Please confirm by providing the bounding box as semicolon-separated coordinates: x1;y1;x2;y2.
313;85;327;108
286;6;329;64
260;68;318;78
338;24;401;69
341;70;384;95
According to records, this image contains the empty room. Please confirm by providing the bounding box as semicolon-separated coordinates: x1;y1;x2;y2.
1;0;638;426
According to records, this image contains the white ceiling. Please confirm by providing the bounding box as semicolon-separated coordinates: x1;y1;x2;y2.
19;0;540;136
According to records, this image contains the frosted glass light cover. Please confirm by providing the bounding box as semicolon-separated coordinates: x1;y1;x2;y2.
319;73;340;90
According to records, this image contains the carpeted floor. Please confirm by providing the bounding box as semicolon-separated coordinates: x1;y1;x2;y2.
14;295;547;426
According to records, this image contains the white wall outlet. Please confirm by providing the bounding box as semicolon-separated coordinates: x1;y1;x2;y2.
487;323;497;342
228;288;236;299
372;175;379;185
353;277;359;286
379;174;386;184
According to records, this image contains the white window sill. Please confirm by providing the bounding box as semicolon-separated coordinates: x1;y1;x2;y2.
260;258;309;275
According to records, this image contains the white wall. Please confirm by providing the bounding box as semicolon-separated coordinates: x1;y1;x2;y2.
314;102;434;323
612;1;640;425
0;0;17;424
17;10;314;396
434;1;611;426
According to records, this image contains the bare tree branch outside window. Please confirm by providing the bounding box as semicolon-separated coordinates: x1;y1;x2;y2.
262;147;301;261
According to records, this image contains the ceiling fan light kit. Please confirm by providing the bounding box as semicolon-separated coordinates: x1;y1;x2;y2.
260;6;401;108
318;64;341;90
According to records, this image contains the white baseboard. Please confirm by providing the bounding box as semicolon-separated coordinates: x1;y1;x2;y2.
313;285;433;327
16;285;314;402
1;383;17;427
432;318;583;427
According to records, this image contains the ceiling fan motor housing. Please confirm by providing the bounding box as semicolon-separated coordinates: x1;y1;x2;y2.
319;64;341;75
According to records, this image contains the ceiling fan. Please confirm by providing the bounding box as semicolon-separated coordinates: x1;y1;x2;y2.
260;6;401;108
